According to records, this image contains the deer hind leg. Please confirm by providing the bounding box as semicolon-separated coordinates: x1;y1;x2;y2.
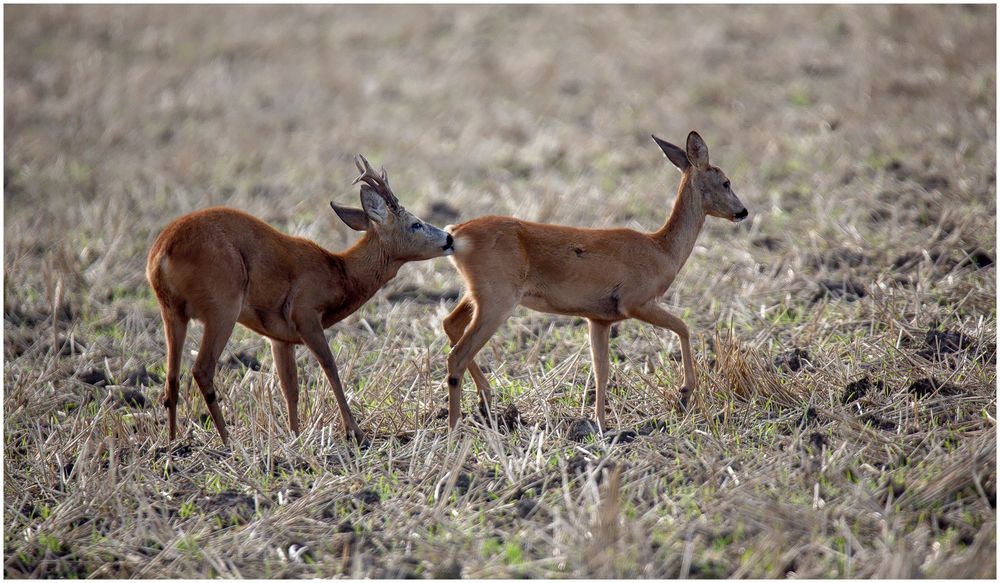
445;294;517;429
629;302;697;409
443;297;494;416
191;304;240;445
159;304;189;441
270;339;300;436
587;319;612;431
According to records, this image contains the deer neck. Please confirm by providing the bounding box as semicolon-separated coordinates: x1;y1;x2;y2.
338;232;403;302
653;173;706;273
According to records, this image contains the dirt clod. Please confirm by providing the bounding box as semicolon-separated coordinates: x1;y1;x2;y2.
76;368;109;386
515;498;537;518
807;431;828;450
224;351;261;371
335;520;356;539
123;366;161;387
454;473;473;495
807;248;866;270
153;443;193;459
432;559;462;579
497;403;522;430
888;476;907;498
842;376;871;404
799;406;821;426
636;419;668;435
921;328;974;358
919;174;949;191
388;556;421;579
751;236;782;251
203;491;259;524
861;414;897;432
893;250;942;271
117;389;148;409
567;418;600;442
566;456;617;485
906;377;954;398
607;430;638;444
961;248;994;269
811;279;867;303
774;348;812;373
354;488;380;507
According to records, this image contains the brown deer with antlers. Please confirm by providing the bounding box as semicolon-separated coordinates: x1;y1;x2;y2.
147;156;453;445
442;131;747;430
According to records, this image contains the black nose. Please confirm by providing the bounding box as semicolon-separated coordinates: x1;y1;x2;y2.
735;208;749;220
444;234;454;249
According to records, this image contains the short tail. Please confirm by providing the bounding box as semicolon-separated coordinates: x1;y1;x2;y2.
443;225;467;255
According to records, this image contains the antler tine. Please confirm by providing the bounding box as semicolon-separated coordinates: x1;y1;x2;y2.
376;167;399;207
351;153;399;208
351;154;381;187
352;154;371;185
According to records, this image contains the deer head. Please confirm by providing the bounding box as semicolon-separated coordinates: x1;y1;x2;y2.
652;132;748;223
330;155;454;259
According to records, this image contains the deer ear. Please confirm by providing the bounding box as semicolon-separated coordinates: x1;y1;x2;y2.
330;202;369;231
652;134;690;171
686;131;709;170
359;184;389;224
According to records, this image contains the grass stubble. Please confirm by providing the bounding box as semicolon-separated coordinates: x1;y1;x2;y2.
4;4;996;578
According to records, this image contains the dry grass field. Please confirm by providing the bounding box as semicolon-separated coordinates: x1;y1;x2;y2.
4;4;996;578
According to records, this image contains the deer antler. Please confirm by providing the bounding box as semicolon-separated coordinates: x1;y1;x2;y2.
353;154;400;210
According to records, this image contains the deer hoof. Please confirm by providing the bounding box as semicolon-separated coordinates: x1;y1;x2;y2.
677;387;692;411
347;429;370;448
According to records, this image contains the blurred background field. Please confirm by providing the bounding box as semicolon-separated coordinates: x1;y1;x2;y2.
4;5;996;578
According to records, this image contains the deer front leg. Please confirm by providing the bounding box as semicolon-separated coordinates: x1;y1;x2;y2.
270;339;300;436
629;302;697;409
587;319;612;431
295;315;366;443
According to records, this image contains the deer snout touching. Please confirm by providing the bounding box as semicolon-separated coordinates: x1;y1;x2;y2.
420;223;453;255
407;219;453;258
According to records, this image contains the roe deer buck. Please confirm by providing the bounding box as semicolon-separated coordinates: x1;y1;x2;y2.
442;131;747;430
147;155;454;445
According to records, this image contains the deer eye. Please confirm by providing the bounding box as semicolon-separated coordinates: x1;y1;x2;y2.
723;180;731;189
411;222;423;230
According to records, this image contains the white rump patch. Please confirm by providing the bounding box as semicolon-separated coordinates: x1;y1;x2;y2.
449;232;469;254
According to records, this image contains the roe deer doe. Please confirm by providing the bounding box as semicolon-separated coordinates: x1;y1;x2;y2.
147;155;454;444
442;132;747;430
